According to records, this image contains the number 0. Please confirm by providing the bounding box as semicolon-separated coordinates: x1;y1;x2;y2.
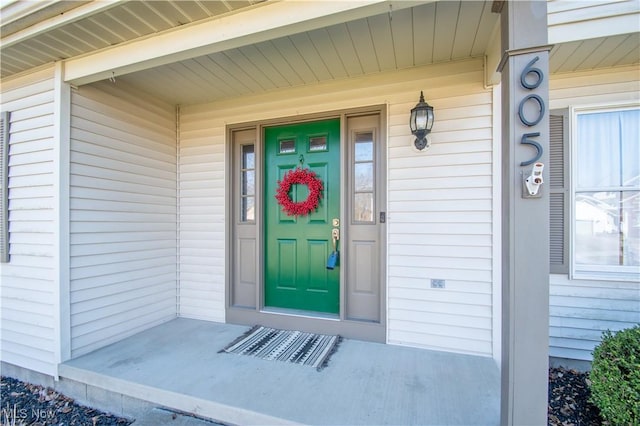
518;94;545;127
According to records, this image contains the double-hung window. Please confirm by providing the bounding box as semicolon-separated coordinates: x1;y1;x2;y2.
570;106;639;280
550;106;640;281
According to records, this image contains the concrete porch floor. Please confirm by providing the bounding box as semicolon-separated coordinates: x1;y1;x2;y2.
59;318;500;425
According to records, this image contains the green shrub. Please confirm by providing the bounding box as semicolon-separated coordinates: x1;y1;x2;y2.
589;325;640;425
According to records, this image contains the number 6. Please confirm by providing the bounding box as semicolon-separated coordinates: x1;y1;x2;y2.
520;56;543;89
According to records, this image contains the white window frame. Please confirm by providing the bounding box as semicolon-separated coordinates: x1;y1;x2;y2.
569;102;640;282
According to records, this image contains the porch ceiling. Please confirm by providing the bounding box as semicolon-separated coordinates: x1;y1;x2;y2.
0;0;265;78
115;3;639;107
2;1;638;107
109;1;500;105
549;33;640;74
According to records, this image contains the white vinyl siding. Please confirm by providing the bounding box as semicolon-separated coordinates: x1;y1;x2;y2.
180;58;496;356
387;71;494;356
549;274;640;361
178;119;226;322
1;111;9;263
548;0;640;44
69;81;177;357
549;64;639;110
0;66;57;375
549;64;640;361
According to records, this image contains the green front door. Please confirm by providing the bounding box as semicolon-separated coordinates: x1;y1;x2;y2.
264;119;340;314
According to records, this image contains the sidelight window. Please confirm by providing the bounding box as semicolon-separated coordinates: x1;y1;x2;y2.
241;144;255;222
353;131;375;223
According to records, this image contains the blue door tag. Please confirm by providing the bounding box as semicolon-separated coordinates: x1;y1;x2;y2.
326;250;339;269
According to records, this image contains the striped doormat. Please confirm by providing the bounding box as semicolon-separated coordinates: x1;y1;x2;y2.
220;326;342;370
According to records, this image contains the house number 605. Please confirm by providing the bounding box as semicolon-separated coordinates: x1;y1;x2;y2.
518;56;545;166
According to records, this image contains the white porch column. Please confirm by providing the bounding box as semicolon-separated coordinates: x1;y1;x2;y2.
497;1;551;424
53;62;71;372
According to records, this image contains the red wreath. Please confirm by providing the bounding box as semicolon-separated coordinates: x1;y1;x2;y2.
275;168;323;216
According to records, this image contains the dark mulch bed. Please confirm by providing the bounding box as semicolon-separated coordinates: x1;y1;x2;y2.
548;367;603;426
1;376;132;426
3;368;603;425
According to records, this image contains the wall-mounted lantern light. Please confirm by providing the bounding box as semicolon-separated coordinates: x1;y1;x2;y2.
409;91;434;150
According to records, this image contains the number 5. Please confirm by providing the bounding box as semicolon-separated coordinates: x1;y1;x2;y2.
520;132;543;166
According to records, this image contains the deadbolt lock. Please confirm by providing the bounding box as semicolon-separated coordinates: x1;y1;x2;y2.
332;218;340;227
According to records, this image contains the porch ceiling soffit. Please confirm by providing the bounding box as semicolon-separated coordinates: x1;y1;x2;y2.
106;1;500;106
63;0;430;87
0;0;265;79
1;1;109;43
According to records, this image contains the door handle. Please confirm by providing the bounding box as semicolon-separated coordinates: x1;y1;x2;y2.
331;228;339;252
327;228;340;270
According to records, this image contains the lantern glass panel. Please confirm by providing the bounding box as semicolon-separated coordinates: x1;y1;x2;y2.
415;109;428;130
